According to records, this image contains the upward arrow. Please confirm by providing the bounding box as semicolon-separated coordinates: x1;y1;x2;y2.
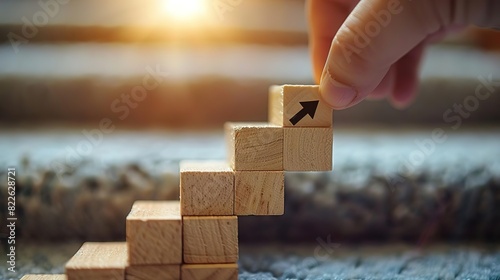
289;100;319;125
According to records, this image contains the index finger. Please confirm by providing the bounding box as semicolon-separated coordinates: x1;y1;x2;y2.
307;0;358;83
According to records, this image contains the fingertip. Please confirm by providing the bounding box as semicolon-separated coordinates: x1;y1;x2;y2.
391;44;425;109
390;80;418;109
390;98;412;110
309;38;329;85
390;87;418;109
307;0;353;85
319;68;358;109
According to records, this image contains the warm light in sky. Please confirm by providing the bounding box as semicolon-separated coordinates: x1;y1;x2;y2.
162;0;207;21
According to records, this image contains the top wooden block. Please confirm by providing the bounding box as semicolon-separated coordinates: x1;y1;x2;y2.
269;85;333;127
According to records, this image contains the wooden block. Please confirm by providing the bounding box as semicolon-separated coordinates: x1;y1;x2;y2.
180;161;234;216
126;201;182;265
234;171;284;215
284;127;333;171
65;242;127;280
126;265;180;280
269;85;333;127
225;122;283;171
20;275;66;280
183;216;238;264
182;264;238;280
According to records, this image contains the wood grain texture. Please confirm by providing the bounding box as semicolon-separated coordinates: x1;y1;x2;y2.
234;171;284;215
225;122;283;171
20;275;66;280
181;264;238;280
180;161;234;216
183;216;238;264
269;85;333;127
126;201;182;265
65;242;127;280
126;265;180;280
284;127;333;171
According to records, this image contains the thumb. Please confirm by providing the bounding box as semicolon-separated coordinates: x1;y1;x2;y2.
319;0;440;109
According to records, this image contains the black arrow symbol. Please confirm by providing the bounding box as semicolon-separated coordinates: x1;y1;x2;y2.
289;100;319;125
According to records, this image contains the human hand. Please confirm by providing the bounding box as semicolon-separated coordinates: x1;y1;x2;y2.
308;0;500;109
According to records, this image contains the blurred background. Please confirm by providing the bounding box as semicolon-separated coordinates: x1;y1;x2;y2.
1;0;500;127
1;1;500;278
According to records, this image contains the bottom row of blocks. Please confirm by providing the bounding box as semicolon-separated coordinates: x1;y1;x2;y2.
37;200;240;280
129;264;238;280
22;263;237;280
21;242;238;280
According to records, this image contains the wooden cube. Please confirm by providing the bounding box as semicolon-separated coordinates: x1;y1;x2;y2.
127;201;182;265
269;85;333;127
183;216;238;264
180;161;234;216
182;264;238;280
225;122;283;171
126;265;180;280
234;171;284;215
20;276;66;280
65;242;127;280
284;127;333;171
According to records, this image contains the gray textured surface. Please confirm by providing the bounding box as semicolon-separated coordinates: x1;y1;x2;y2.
1;127;499;279
0;126;499;242
1;242;499;280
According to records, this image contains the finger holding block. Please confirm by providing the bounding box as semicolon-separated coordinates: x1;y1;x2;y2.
182;264;238;280
183;216;238;264
126;201;182;265
284;127;333;171
65;242;127;280
225;122;283;171
269;85;333;127
235;171;284;216
180;161;234;216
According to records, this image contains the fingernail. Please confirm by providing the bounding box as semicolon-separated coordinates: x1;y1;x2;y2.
320;71;357;109
391;99;410;110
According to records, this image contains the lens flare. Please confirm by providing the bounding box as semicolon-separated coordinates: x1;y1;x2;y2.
162;0;206;21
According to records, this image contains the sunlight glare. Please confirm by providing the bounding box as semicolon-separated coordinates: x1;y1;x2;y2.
161;0;207;21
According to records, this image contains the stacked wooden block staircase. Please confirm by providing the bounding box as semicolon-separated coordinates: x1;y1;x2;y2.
21;85;333;280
